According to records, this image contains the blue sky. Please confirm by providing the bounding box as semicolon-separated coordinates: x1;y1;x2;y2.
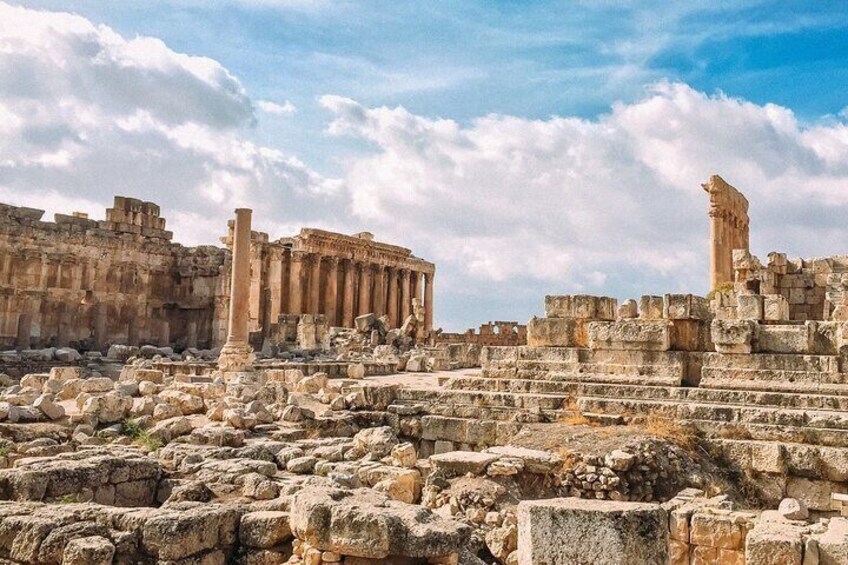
3;1;848;330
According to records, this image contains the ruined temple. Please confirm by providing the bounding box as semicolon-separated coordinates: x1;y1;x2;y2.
0;196;434;351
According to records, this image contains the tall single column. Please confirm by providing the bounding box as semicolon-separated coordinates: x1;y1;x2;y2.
218;208;255;372
325;257;340;326
343;260;355;327
424;272;434;331
358;263;371;315
400;269;411;322
373;265;385;317
387;267;399;328
309;253;322;314
288;251;304;315
411;271;422;301
16;309;32;350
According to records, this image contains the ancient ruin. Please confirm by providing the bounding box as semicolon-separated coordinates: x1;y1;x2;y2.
0;175;847;565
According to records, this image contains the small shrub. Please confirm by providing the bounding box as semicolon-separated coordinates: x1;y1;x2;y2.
559;398;594;427
706;282;735;301
120;418;144;439
133;431;162;452
0;445;10;458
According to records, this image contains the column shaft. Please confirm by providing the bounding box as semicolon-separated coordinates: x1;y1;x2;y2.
387;268;398;327
325;257;340;325
424;272;434;331
289;251;304;315
373;265;385;317
343;260;355;327
400;269;411;322
309;254;322;314
226;208;252;345
358;263;371;316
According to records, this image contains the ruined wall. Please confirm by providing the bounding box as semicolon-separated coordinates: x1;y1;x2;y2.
0;198;226;351
438;321;527;347
0;197;436;352
703;175;750;290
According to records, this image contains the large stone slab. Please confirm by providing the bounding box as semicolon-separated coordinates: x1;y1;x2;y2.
430;451;500;476
517;498;668;565
587;320;670;352
527;317;587;348
544;295;616;320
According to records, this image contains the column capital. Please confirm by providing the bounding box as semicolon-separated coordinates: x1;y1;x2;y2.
291;249;306;262
327;255;341;266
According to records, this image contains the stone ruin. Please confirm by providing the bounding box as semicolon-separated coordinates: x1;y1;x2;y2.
0;176;846;564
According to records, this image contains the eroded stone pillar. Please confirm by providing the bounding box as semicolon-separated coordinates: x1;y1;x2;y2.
309;254;322;314
218;208;255;372
325;257;340;326
387;267;399;328
288;250;304;315
93;302;108;351
343;260;355;327
703;175;750;290
358;263;371;316
373;265;385;317
16;310;32;350
400;269;411;322
424;272;434;331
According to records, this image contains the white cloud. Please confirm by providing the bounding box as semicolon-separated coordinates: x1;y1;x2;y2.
322;82;848;329
257;99;297;115
0;2;338;245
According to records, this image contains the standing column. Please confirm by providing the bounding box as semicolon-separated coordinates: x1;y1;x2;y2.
218;208;254;372
411;271;422;301
387;267;399;328
358;263;372;316
343;260;355;327
325;257;340;326
288;251;304;315
16;308;32;350
424;272;434;331
373;265;385;317
309;253;322;314
94;302;108;351
400;269;411;322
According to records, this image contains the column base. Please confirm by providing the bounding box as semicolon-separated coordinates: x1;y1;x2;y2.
217;341;255;372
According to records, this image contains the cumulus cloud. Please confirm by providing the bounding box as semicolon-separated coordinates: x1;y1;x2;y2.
257;100;297;115
322;83;848;327
0;2;339;245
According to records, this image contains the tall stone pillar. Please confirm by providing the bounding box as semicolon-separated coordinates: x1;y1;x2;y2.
702;175;750;290
400;269;411;322
343;260;355;327
288;251;304;315
266;247;283;325
424;272;434;331
127;307;140;346
309;254;323;314
56;304;70;347
373;265;385;317
358;263;371;316
218;208;255;372
325;257;340;326
411;271;422;301
186;319;198;349
387;268;399;328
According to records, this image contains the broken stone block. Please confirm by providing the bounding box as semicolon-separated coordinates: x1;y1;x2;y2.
544;295;616;320
430;451;500;477
663;294;711;321
517;498;668;565
737;294;764;321
638;295;664;320
618;299;638;319
587;320;670;351
526;317;586;347
62;536;115;565
355;313;376;333
239;511;293;549
778;498;809;521
711;319;758;354
764;294;790;321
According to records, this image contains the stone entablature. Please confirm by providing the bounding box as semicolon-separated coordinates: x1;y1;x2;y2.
0;197;435;351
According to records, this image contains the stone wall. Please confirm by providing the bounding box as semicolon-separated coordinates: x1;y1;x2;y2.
437;321;527;347
0;197;435;352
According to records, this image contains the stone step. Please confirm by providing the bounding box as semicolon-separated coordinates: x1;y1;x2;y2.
443;376;848;411
396;387;570;411
577;396;848;434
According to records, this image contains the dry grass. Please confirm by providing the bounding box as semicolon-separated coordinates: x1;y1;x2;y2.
559;398;595;427
716;423;753;440
642;415;699;452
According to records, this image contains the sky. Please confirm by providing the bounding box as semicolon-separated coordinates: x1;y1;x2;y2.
2;1;848;331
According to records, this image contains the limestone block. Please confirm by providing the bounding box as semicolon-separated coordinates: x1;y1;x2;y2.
587;320;670;351
526;317;586;348
430;451;500;477
711;320;758;354
689;513;746;549
815;517;848;564
764;294;790;321
640;296;664;320
756;324;813;354
786;477;845;511
62;536;115;565
517;498;668;565
737;294;764;321
668;319;713;352
544;295;616;320
745;520;803;565
617;299;638;319
663;294;712;321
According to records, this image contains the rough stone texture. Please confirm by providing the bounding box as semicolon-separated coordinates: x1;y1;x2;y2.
517;498;668;565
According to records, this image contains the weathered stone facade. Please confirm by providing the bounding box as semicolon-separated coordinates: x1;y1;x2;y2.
0;197;434;351
703;175;750;290
437;321;527;347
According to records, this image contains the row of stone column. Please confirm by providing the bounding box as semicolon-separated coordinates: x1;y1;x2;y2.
278;250;433;330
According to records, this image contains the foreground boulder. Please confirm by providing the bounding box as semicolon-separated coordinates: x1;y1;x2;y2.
290;486;471;560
